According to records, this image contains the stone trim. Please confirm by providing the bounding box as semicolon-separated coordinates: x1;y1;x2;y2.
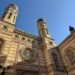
14;29;38;40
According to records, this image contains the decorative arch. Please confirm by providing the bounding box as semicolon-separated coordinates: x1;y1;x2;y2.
66;47;75;65
8;12;13;19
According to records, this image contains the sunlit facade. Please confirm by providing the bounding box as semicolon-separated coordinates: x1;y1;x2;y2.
0;4;75;75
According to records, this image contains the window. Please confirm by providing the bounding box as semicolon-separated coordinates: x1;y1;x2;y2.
21;37;25;40
3;26;8;30
32;40;38;48
32;40;35;44
8;13;13;19
15;34;19;39
28;39;30;42
66;49;75;65
46;29;49;34
13;16;15;22
0;38;4;53
52;53;60;69
49;42;53;45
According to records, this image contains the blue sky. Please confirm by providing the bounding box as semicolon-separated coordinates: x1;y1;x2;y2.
0;0;75;45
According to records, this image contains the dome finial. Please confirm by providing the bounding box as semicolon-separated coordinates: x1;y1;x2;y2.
37;18;46;23
6;4;18;13
69;26;74;32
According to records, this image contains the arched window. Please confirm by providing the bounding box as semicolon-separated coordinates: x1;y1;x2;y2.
66;49;75;65
13;16;15;22
0;38;4;53
52;53;60;69
8;13;13;19
46;28;49;34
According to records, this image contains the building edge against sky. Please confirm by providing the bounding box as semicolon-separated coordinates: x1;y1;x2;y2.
0;3;75;75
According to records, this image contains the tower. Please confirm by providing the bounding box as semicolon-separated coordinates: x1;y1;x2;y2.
37;18;56;75
1;4;18;25
37;18;50;38
37;18;56;48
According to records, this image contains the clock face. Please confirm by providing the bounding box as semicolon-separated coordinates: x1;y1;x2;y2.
21;49;33;61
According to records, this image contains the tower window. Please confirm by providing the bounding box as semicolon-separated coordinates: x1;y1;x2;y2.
8;13;13;19
46;29;49;34
0;38;4;53
66;49;75;65
13;16;15;22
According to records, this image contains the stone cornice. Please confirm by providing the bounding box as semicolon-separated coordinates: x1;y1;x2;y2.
0;19;15;26
13;29;38;40
58;34;71;47
58;28;75;49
